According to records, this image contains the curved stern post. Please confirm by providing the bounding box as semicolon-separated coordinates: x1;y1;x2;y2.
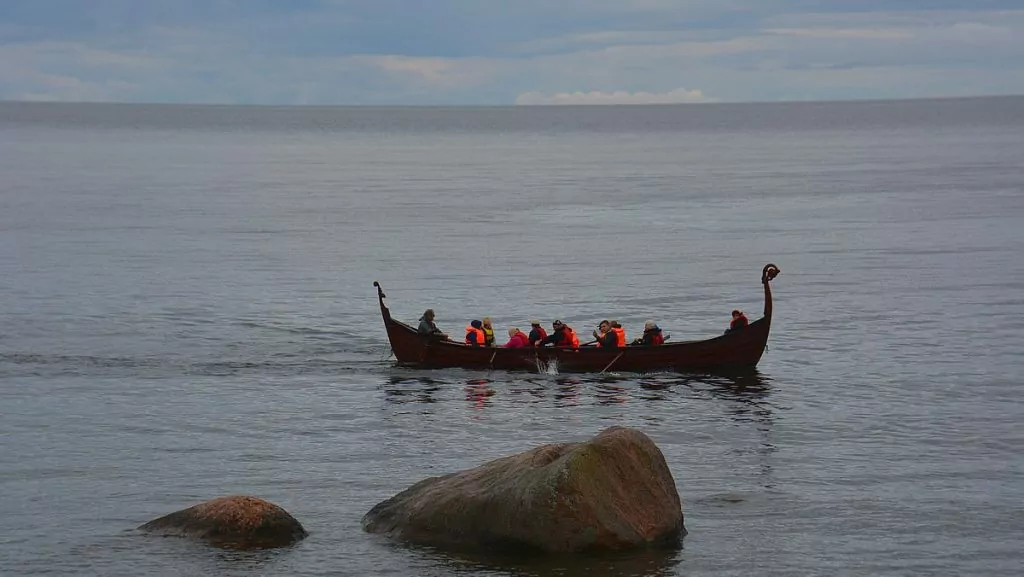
373;281;392;324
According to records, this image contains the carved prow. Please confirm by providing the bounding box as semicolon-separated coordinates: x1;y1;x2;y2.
765;264;778;317
761;264;780;319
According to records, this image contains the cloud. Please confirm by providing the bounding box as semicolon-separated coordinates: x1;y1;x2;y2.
0;3;1022;104
516;87;711;105
766;27;914;40
358;54;492;88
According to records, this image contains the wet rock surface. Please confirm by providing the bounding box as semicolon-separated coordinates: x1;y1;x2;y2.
362;426;684;553
139;495;307;549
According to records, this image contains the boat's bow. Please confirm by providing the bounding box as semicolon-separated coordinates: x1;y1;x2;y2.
761;263;781;320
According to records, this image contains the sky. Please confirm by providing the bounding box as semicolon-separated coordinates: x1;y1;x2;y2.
1;1;1022;105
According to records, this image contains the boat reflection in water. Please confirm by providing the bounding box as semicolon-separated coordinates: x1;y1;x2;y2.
464;378;495;413
380;375;444;404
379;368;775;428
378;367;778;487
553;376;583;407
594;375;630;406
691;368;777;489
701;368;775;426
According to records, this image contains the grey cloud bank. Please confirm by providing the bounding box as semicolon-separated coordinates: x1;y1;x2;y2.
0;3;1021;105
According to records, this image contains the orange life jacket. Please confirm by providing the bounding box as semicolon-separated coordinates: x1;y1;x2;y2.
611;326;626;347
557;326;579;348
465;325;485;346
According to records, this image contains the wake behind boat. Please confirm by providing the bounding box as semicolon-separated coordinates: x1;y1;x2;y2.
374;264;780;374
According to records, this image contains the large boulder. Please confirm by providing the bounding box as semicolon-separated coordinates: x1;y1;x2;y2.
139;495;307;549
362;426;684;553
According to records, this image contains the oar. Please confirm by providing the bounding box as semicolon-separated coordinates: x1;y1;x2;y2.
600;352;624;374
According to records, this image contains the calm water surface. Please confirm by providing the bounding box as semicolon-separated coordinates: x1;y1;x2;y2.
1;98;1022;576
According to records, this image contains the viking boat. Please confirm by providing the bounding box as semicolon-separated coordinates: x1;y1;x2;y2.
374;264;780;374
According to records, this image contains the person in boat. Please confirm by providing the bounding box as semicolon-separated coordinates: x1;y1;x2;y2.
481;317;496;347
418;309;448;339
527;319;547;347
608;320;626;347
504;326;530;348
465;320;486;346
537;320;580;348
724;309;749;334
632;320;665;346
592;320;617;347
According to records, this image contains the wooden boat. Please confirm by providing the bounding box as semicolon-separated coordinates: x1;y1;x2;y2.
374;264;780;374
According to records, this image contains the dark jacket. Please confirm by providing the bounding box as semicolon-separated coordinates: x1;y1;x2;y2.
596;331;618;348
638;328;664;346
418;317;443;336
539;327;572;347
528;326;547;346
725;315;749;334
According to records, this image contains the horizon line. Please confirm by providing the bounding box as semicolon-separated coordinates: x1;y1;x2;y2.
2;93;1022;110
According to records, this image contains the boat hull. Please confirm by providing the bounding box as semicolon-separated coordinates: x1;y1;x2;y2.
384;316;770;373
374;264;779;374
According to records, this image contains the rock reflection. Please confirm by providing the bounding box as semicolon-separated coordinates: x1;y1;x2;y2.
426;546;683;577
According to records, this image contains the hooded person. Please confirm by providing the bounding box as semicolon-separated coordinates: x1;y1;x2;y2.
465;319;486;346
418;309;447;339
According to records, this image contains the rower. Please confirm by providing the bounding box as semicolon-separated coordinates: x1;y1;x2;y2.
593;320;616;347
609;320;626;347
632;321;665;346
593;319;606;348
537;320;579;348
527;320;547;347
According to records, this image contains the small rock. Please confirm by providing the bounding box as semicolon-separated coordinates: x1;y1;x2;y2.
139;495;307;549
362;426;685;553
